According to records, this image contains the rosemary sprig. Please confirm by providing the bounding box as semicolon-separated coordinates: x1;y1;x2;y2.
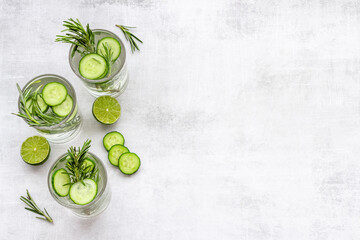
20;190;53;223
116;25;143;53
56;18;95;56
13;83;63;127
99;43;114;77
65;139;98;184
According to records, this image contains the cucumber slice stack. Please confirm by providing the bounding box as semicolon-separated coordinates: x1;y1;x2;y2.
103;131;141;175
51;157;99;205
22;81;74;125
78;37;121;80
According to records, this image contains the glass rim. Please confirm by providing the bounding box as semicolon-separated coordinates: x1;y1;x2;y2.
47;152;108;209
17;74;78;131
68;28;127;83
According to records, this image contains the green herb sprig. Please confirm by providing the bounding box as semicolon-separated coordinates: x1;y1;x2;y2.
99;43;114;77
20;190;53;223
13;83;63;127
65;139;98;184
56;18;95;56
116;25;143;53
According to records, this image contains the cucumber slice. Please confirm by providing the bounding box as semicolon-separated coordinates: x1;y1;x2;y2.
108;144;129;166
103;131;125;151
36;95;49;112
25;99;34;113
25;95;48;113
83;158;95;172
42;82;68;106
97;37;121;61
69;179;98;205
119;153;141;175
79;53;108;80
52;168;71;197
52;95;73;117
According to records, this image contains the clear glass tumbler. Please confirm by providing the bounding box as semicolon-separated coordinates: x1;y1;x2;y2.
47;152;111;218
69;29;129;98
18;74;82;144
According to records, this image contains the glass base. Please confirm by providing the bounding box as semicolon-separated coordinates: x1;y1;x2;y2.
84;72;129;98
37;119;83;144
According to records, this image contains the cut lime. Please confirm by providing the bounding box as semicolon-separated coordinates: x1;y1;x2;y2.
92;96;121;124
20;136;50;165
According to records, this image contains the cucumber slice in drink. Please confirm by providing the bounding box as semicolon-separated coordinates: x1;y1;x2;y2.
25;95;49;113
79;53;108;80
83;158;95;172
97;37;121;61
36;95;49;112
69;179;98;205
52;168;71;197
92;96;121;124
119;153;141;175
42;82;68;106
108;144;129;166
103;131;125;151
20;136;50;165
52;95;73;117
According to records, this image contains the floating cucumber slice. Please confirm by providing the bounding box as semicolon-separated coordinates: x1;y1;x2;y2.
97;37;121;61
52;168;71;197
69;179;98;205
79;53;108;80
42;82;68;106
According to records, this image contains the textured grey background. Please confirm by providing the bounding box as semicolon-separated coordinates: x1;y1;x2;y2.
1;0;360;239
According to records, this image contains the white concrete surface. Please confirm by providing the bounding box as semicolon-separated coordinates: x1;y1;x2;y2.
1;0;360;239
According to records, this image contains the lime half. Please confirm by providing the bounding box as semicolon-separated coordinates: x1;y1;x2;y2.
20;136;50;165
92;96;121;124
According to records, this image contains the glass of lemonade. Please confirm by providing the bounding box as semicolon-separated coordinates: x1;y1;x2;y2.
17;74;82;143
68;29;128;98
47;152;111;217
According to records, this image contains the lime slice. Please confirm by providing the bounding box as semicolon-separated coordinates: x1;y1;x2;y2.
20;136;50;165
92;96;121;124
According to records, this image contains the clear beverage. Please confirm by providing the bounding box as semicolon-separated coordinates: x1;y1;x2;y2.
48;152;111;217
69;29;129;98
18;74;82;143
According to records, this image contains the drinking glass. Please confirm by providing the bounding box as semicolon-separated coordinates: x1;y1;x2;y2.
47;152;111;218
69;29;129;98
18;74;82;144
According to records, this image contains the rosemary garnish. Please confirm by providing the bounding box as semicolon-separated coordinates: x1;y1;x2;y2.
99;43;114;77
116;25;143;53
20;190;53;223
65;139;98;184
13;83;63;127
56;18;95;56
